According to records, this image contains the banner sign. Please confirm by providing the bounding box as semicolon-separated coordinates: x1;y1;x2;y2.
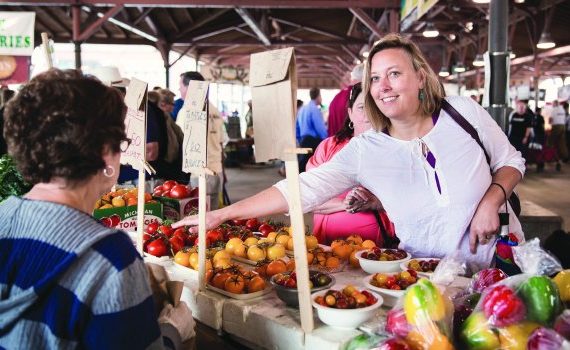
0;12;35;56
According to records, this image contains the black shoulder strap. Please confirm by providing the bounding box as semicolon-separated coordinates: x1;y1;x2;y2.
441;99;491;165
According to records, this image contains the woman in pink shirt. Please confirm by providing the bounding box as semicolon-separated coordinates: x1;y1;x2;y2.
307;83;396;245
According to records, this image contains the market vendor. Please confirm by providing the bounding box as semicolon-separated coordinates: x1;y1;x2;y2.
0;69;194;349
174;34;525;272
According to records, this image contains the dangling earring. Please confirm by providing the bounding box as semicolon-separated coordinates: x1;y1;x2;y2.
418;89;425;101
348;121;354;130
103;165;115;178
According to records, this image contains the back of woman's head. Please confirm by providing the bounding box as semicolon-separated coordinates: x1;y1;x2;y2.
4;69;126;186
363;33;445;131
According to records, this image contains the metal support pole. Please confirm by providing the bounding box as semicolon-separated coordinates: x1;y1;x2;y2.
74;42;82;70
487;0;509;132
165;64;170;89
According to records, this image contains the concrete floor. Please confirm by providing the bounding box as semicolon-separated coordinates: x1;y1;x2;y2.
225;161;570;231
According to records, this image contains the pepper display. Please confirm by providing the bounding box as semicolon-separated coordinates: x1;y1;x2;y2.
482;285;526;327
403;278;446;326
519;276;561;325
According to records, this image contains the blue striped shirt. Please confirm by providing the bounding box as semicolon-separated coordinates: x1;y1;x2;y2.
0;196;167;349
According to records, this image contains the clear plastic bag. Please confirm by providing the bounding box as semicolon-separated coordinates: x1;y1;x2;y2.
459;239;565;350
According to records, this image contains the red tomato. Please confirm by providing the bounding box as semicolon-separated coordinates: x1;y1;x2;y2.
159;224;174;237
153;185;164;193
152;190;162;197
162;180;177;191
206;229;224;243
189;187;199;197
169;236;184;254
186;233;198;246
161;190;171;197
147;222;159;234
147;239;168;257
232;219;247;226
143;232;152;242
245;218;260;231
169;185;190;199
194;236;211;248
258;223;274;237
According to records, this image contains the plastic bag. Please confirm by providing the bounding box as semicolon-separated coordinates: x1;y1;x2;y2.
459;240;565;350
430;253;467;286
383;278;455;349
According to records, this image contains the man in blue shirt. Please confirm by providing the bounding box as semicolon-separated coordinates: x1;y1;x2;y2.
171;71;205;121
296;87;327;172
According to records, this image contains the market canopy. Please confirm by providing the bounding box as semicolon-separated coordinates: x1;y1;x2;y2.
1;0;569;88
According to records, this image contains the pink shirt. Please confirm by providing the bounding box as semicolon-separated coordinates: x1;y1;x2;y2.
327;87;351;137
306;136;394;245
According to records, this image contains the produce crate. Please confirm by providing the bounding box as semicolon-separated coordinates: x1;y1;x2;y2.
92;202;163;231
151;196;209;221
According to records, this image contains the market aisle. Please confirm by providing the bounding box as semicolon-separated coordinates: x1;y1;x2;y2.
225;161;570;231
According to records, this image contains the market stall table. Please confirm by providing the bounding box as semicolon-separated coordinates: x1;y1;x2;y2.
143;254;470;350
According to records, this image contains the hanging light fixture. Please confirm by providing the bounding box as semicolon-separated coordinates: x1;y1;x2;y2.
473;53;485;67
438;66;450;77
536;31;556;49
423;23;439;38
472;0;490;3
454;62;466;73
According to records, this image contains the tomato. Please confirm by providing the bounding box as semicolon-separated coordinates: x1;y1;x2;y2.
162;180;178;191
147;239;168;257
143;232;153;242
172;228;187;241
169;184;190;199
258;223;274;237
225;275;245;294
189;187;199;197
109;214;121;227
147;222;159;234
162;190;171;197
186;233;198;246
245;218;260;231
232;219;247;226
206;229;224;243
169;236;184;254
152;190;162;197
159;224;174;237
153;185;164;193
247;276;266;293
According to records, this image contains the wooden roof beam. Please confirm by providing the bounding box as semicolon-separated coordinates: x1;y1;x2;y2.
175;8;232;40
349;8;382;39
269;17;345;41
5;0;400;8
76;5;124;41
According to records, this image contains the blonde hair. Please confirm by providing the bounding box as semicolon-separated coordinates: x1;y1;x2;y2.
363;33;445;131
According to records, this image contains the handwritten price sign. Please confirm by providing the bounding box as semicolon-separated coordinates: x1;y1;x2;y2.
181;80;209;173
120;78;147;171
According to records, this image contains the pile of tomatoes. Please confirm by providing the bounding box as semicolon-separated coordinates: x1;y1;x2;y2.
143;222;196;257
152;180;198;199
273;271;332;289
207;266;267;294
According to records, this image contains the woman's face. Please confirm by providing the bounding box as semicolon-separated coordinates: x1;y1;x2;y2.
348;91;371;136
369;48;424;121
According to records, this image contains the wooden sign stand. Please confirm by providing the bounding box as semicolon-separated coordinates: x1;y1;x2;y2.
197;167;215;291
136;160;156;253
284;147;314;333
41;32;53;69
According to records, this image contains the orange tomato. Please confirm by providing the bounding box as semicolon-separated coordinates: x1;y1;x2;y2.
286;259;296;272
211;271;232;289
144;193;152;202
266;259;287;277
174;250;191;267
346;234;363;246
332;241;353;260
224;275;245;294
241;270;259;286
254;263;268;278
349;249;364;268
247;276;266;293
325;256;340;269
307;251;314;265
127;197;138;206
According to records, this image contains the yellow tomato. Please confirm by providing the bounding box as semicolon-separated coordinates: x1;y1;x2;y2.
247;245;266;262
286;237;295;251
233;243;247;258
225;238;244;255
243;236;259;247
361;240;376;249
266;243;286;261
213;258;232;269
266;232;278;243
305;235;319;250
276;234;290;246
174;250;191;267
213;250;231;264
189;252;199;270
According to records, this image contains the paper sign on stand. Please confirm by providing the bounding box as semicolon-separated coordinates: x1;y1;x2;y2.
249;48;315;333
250;48;297;162
120;77;154;253
180;80;212;290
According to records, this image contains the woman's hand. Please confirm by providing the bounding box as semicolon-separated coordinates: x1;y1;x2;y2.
469;199;500;254
172;209;226;233
344;186;383;213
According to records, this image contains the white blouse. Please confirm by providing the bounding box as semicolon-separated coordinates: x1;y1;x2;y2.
274;96;526;271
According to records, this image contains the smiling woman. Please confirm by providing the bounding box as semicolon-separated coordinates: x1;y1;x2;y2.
174;34;526;274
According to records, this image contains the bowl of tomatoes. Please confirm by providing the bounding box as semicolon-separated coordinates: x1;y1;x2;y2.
363;270;419;307
270;270;334;308
356;248;411;274
312;285;382;329
400;258;441;278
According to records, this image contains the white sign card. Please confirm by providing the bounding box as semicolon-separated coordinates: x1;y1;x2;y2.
121;78;148;171
181;80;210;173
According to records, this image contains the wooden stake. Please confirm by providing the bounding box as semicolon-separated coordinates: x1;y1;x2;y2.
136;168;146;254
197;167;214;290
41;32;53;69
284;151;314;333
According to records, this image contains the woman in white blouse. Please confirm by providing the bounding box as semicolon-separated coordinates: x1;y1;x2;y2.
175;34;525;271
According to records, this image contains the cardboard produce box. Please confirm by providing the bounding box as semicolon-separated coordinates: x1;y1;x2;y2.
152;196;209;221
93;202;163;231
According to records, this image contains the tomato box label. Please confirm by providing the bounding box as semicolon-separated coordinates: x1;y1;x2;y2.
151;196;209;221
92;202;163;231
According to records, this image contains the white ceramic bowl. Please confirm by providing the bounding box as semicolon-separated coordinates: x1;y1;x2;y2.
400;258;441;278
356;249;411;274
362;274;407;307
311;288;383;329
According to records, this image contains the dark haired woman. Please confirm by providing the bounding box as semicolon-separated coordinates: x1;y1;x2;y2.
306;83;395;245
0;69;193;349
